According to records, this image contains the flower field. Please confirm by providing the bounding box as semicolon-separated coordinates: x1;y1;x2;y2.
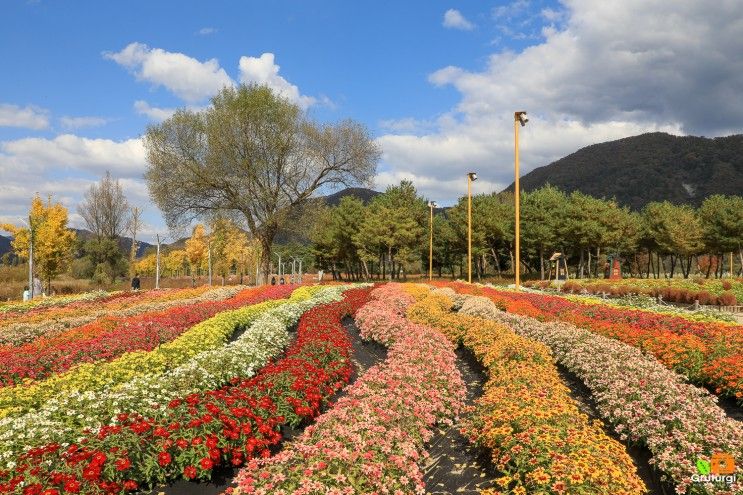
523;278;743;306
0;286;240;347
0;281;741;495
436;282;743;402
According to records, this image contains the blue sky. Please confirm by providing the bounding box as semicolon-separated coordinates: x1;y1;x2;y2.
1;0;742;241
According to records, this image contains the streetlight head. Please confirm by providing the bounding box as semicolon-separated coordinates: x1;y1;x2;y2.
515;111;528;127
468;172;478;181
428;201;438;208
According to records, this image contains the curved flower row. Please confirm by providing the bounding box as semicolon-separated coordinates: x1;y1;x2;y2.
0;290;129;317
454;288;743;495
0;288;371;494
0;285;296;419
405;286;647;495
233;283;466;495
0;286;236;347
437;282;743;401
0;286;347;461
0;286;292;386
562;293;740;324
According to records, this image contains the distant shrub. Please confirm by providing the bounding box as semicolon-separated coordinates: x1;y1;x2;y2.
721;280;733;291
561;281;581;293
693;277;706;286
696;290;713;305
718;291;737;306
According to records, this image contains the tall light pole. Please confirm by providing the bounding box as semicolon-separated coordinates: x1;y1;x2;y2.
428;201;437;281
514;111;529;290
467;172;477;283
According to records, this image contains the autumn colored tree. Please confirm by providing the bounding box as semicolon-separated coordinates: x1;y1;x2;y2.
1;195;76;291
185;224;209;286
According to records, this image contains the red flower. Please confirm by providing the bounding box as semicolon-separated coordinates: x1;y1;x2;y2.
157;451;172;467
199;457;214;470
22;484;43;495
63;480;81;493
183;465;197;479
115;457;131;471
123;480;138;491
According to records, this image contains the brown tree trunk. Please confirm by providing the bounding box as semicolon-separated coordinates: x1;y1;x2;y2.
491;248;502;277
539;248;545;280
509;249;515;278
388;247;393;281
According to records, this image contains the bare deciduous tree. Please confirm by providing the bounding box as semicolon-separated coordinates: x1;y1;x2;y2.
144;84;380;283
127;206;142;274
78;171;130;240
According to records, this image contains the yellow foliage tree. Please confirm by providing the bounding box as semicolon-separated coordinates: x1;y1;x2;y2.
134;253;157;276
185;224;208;285
0;195;76;291
164;249;188;277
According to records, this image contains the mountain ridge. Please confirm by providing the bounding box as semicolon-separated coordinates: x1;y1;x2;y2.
504;132;743;209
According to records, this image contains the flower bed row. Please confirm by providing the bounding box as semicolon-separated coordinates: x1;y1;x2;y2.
561;293;740;324
0;286;292;386
441;283;743;401
233;283;466;495
0;286;346;461
0;287;214;328
0;286;234;347
0;285;296;419
447;287;743;495
0;287;371;494
524;278;743;306
0;290;131;317
405;286;647;495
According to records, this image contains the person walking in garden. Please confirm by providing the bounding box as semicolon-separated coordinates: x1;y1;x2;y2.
271;276;276;285
131;273;141;291
22;286;30;302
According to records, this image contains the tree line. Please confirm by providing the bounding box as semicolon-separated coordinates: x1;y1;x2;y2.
310;182;743;281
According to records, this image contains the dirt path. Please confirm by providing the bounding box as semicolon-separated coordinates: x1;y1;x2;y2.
422;347;498;494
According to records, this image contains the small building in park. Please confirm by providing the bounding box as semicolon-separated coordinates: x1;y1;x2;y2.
548;252;569;281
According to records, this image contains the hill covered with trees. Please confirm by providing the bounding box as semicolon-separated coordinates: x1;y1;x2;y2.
506;132;743;209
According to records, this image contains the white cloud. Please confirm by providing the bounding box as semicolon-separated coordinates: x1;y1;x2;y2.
492;0;530;19
0;134;146;178
0;104;49;130
197;27;217;36
0;135;162;239
134;100;177;122
540;7;564;22
377;0;743;204
104;42;234;103
443;9;475;30
238;53;316;109
59;116;110;129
